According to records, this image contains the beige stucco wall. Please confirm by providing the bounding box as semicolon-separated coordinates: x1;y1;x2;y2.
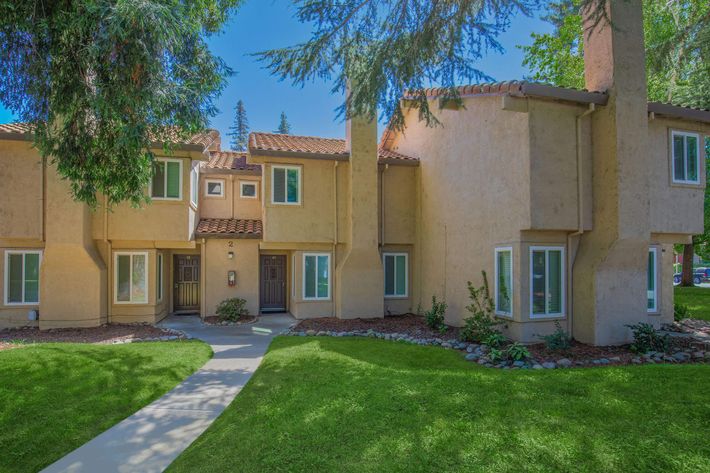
380;165;417;244
199;174;262;220
0;141;43;241
203;239;260;316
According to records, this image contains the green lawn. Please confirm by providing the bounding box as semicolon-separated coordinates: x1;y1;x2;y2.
0;341;211;473
675;286;710;321
170;337;710;473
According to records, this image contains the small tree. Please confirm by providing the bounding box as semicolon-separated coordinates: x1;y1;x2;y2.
275;111;291;134
228;100;249;151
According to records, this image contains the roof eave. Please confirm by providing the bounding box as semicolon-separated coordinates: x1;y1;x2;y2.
201;167;262;176
378;158;419;167
194;232;263;239
249;149;350;161
648;102;710;125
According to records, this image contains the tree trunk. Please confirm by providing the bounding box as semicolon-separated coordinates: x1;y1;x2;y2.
681;243;695;286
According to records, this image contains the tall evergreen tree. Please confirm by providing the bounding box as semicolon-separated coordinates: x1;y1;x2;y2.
228;100;249;151
275;112;291;134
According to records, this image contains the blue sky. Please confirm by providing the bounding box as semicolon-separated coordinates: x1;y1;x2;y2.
0;0;552;140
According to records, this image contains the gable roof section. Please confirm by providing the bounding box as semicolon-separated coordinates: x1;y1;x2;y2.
0;122;220;151
203;151;262;175
195;218;262;239
249;131;418;165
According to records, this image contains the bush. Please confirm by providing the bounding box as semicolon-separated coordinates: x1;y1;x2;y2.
483;332;506;348
459;271;503;343
538;321;571;351
506;342;531;361
216;298;249;322
674;303;691;322
425;296;447;332
626;322;669;354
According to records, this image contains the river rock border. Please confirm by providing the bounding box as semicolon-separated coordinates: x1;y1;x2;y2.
283;328;710;369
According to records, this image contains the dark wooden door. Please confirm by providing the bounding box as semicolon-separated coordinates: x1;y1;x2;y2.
260;255;286;311
174;255;200;312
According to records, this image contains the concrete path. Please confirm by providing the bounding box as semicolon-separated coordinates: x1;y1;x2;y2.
43;314;295;473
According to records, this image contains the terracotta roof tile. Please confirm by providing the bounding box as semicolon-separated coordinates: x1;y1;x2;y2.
0;122;32;134
203;151;262;174
195;218;262;239
248;131;418;164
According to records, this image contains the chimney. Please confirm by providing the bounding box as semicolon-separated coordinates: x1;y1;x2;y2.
572;0;651;345
334;90;385;318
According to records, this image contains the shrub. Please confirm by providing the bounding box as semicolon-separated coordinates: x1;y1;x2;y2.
216;298;249;322
489;347;505;362
459;271;503;343
538;321;571;351
483;332;506;348
626;322;669;354
425;296;447;332
674;303;690;322
506;342;531;361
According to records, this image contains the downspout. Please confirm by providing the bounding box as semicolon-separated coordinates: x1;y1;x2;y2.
41;159;46;242
103;194;112;324
380;164;389;247
332;161;339;316
567;103;596;336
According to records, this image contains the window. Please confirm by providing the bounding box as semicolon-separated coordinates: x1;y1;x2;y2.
190;165;199;206
272;165;300;204
205;179;225;197
530;246;565;317
157;253;164;302
671;131;700;184
240;181;257;199
4;251;41;305
114;252;148;304
495;248;513;316
648;247;658;313
383;253;408;297
303;253;330;300
152;159;182;199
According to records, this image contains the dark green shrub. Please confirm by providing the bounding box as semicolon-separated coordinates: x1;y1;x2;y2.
425;296;447;331
483;332;506;348
489;347;504;362
459;271;503;342
538;321;571;351
216;298;249;322
674;303;690;322
626;322;669;354
506;342;531;361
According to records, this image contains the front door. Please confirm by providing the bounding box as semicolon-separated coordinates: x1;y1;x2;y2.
174;255;200;313
260;255;286;311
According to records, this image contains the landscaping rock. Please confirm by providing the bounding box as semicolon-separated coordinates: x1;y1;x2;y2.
556;358;572;368
532;364;544;370
673;352;690;362
692;351;705;359
306;330;316;336
542;362;557;369
513;360;526;368
465;353;479;361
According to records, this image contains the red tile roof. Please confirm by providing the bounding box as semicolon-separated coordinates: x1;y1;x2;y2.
203;151;262;174
248;132;418;165
195;218;262;239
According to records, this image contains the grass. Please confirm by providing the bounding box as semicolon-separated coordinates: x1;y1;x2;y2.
674;286;710;321
0;340;212;473
170;336;710;473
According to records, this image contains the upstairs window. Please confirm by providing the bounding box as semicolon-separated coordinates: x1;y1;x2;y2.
152;159;182;200
272;165;300;204
383;253;408;298
530;246;564;317
240;181;257;199
671;131;700;185
648;247;658;313
495;248;512;317
190;165;199;206
4;251;41;305
205;179;225;197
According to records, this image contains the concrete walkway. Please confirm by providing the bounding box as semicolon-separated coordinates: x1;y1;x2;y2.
43;314;295;473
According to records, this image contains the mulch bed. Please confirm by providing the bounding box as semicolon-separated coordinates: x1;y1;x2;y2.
526;340;636;364
296;314;462;340
203;315;258;325
0;324;180;345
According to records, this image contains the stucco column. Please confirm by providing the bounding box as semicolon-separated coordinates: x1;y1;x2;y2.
39;164;107;328
335;113;385;318
573;0;650;345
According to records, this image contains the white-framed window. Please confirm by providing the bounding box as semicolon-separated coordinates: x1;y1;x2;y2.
114;252;149;304
240;181;258;199
494;247;513;317
157;253;164;302
190;164;199;206
205;179;225;197
271;165;301;204
383;253;408;298
648;247;658;313
4;250;41;305
530;246;565;318
671;130;700;185
303;253;330;300
152;158;182;200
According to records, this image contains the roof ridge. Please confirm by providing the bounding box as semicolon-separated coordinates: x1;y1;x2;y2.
250;131;345;142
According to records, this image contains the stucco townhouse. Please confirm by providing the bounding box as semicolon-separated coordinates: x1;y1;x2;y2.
0;3;709;345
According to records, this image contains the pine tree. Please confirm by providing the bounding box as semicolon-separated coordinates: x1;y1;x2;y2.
228;100;249;151
275;112;291;134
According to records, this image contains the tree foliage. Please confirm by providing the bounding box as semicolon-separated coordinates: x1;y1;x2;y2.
275;111;291;134
0;0;240;207
228;99;249;151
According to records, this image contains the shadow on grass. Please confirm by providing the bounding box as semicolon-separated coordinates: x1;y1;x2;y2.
169;336;710;473
0;340;211;473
